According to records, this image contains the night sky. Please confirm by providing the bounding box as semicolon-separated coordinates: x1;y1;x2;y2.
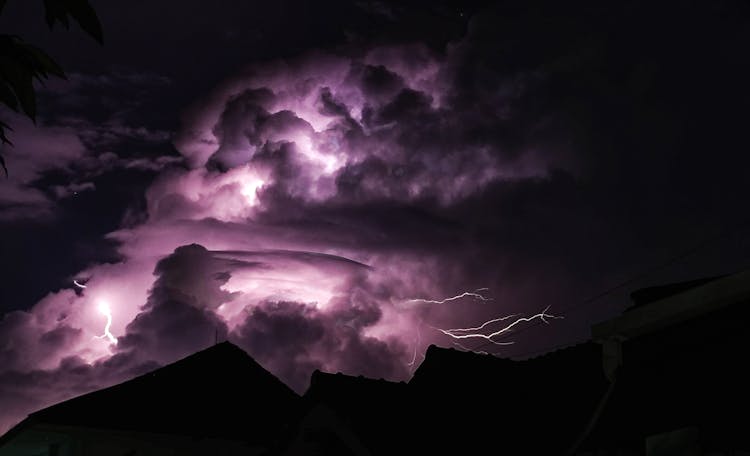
1;0;750;433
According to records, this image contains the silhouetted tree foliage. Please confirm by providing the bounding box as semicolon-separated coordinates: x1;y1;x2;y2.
0;0;102;176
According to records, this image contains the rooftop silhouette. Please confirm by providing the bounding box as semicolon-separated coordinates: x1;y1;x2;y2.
1;342;299;447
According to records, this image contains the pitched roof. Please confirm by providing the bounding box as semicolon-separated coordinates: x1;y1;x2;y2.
299;370;411;453
2;342;299;444
405;343;608;454
593;269;750;342
306;369;408;400
303;369;409;424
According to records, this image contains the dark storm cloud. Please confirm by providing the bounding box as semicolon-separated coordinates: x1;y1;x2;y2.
148;244;238;309
2;0;750;437
231;296;409;393
0;65;180;222
115;244;410;392
39;71;172;123
0;114;88;221
184;44;556;213
173;0;750;353
115;289;229;365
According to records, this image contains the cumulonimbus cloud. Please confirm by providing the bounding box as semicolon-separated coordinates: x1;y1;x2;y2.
0;39;573;434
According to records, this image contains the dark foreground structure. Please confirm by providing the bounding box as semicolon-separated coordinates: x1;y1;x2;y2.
1;270;749;455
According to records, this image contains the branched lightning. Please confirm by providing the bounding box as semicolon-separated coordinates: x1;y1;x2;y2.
444;313;521;333
402;290;561;359
95;301;117;345
434;306;562;347
404;288;492;305
402;289;503;368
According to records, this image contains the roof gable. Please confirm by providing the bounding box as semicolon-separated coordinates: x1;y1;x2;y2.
13;342;299;442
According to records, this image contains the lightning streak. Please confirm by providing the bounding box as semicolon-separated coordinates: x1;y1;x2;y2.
434;306;562;347
451;340;490;355
404;289;492;305
407;324;423;369
73;280;87;289
445;313;521;333
95;301;117;345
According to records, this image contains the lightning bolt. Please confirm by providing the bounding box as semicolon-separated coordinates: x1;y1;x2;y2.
433;306;562;347
407;324;424;372
95;301;117;345
73;280;87;289
402;290;561;357
444;313;521;333
404;288;492;305
450;340;490;355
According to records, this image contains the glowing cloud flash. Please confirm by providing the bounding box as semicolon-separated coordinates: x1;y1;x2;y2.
239;176;265;205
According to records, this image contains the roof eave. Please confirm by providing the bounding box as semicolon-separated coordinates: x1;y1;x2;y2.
592;269;750;342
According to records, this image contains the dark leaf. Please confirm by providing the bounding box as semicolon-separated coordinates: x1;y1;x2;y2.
0;121;10;176
22;44;66;79
0;120;12;145
0;35;68;124
0;59;36;119
67;0;103;44
0;81;19;112
43;0;103;44
43;0;69;29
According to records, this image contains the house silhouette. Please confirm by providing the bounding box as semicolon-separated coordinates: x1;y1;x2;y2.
585;269;750;454
0;342;299;455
